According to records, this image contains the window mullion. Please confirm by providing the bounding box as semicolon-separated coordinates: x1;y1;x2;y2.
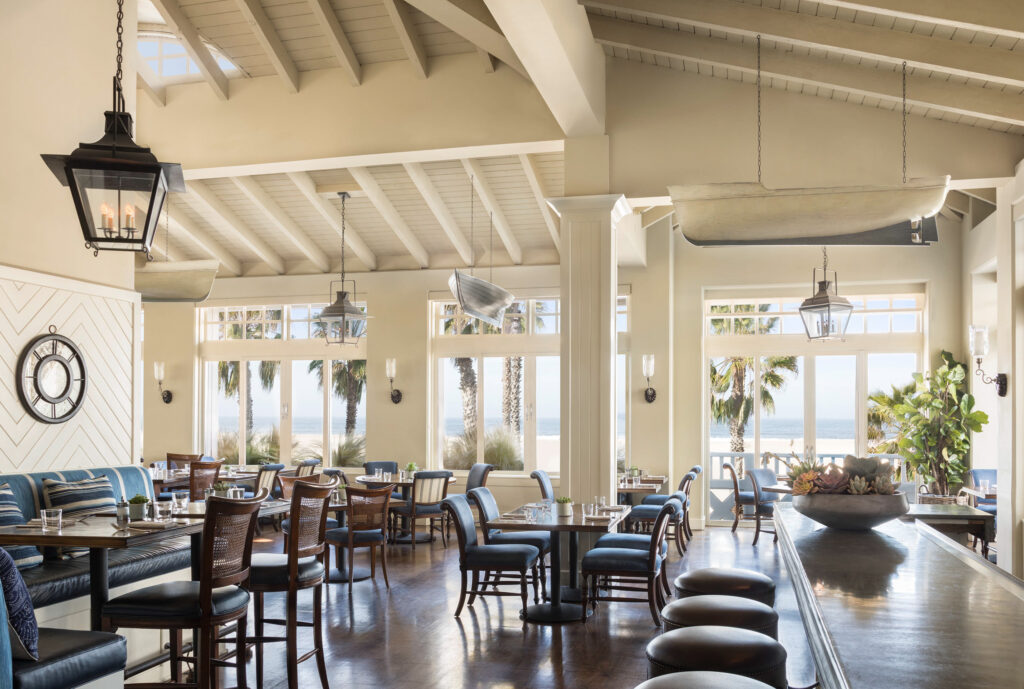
524;356;537;472
238;360;247;466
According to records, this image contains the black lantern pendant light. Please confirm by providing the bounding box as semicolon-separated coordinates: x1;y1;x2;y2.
41;0;184;259
319;192;369;344
799;247;854;341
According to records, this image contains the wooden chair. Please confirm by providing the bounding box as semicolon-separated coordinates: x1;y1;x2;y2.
389;470;452;548
165;453;201;470
724;463;779;546
468;486;549;600
295;458;321;478
326;484;392;588
279;476;338;552
249;478;337;689
189;459;223;501
245;463;283;535
626;483;690;556
102;490;267;689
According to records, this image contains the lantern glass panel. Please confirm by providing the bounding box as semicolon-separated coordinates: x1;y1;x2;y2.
70;167;164;250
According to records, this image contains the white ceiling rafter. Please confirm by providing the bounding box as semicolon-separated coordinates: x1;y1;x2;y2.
403;163;474;265
807;0;1024;42
461;158;523;265
286;172;378;271
148;0;230;99
518;154;560;253
383;0;429;79
166;212;242;276
136;60;166;106
348;167;431;268
306;0;362;87
233;0;300;93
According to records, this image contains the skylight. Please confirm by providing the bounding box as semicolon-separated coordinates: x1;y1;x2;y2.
138;32;236;81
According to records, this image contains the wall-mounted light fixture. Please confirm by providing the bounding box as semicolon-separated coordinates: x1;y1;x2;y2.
386;358;402;404
969;325;1007;397
642;355;656;403
153;361;172;404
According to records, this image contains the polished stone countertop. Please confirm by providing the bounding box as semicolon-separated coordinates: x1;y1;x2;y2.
775;503;1024;689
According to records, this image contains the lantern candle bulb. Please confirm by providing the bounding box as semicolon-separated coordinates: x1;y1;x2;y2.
123;204;136;230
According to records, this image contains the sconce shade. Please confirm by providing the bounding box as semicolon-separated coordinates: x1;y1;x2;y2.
448;270;514;328
386;358;397;379
969;325;989;358
153;362;165;382
642;355;655;379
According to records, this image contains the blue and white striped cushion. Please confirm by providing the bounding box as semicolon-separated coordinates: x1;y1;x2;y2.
0;485;41;570
42;477;116;559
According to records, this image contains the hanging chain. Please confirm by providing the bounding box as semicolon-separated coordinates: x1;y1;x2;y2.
901;61;908;185
115;0;124;86
822;246;828;275
469;175;475;274
340;192;347;283
489;212;494;283
756;34;762;185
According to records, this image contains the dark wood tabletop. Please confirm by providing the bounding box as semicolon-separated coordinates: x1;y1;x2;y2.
0;518;203;548
616;477;666;494
354;474;457;488
172;498;291;519
489;505;632;532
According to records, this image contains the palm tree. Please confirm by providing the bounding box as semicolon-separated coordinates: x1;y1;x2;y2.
867;381;916;454
501;302;524;431
217;360;280;460
308;359;367;436
444;311;479;438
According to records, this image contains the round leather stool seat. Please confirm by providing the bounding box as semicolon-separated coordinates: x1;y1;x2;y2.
634;671;776;689
646;626;787;689
661;595;778;639
673;567;775;606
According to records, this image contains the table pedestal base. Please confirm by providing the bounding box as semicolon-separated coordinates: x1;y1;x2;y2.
559;586;583;603
524;602;591;623
327;565;372;583
392;532;434;544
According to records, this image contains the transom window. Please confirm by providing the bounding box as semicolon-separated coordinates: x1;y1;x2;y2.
433;299;560;336
706;294;923;337
202;303;365;342
138;33;236;80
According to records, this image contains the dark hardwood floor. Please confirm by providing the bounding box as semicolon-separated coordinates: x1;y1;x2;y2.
225;525;816;689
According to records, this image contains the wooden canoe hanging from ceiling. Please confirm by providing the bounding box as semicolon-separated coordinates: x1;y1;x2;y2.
668;176;949;246
135;259;220;302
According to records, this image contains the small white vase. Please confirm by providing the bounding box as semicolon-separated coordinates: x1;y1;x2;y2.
128;503;147;520
556;502;573;517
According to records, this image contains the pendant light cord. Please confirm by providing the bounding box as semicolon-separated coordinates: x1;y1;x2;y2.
340;192;347;284
489;212;494;283
469;175;475;275
822;245;828;275
756;34;762;185
901;61;908;185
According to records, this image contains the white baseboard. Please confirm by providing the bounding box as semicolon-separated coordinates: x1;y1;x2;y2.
76;671;125;689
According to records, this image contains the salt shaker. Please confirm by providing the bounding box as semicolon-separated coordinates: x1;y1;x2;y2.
115;500;129;528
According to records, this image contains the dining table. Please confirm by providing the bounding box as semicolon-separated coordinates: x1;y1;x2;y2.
487;503;632;624
150;468;259;494
354;473;458;543
617;476;667;505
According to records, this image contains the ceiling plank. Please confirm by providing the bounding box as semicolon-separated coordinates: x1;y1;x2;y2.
149;0;229;99
590;15;1024;128
403;162;474;265
286;172;378;271
640;205;673;230
136;61;166;106
486;0;605;136
233;0;300;93
461;158;523;265
166;213;243;276
517;154;560;253
148;241;184;263
582;0;1024;89
348;167;431;268
403;0;529;79
181;181;286;274
382;0;428;78
809;0;1024;42
230;176;331;272
307;0;362;86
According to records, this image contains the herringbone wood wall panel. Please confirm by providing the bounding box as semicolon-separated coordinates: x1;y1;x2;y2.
0;272;137;472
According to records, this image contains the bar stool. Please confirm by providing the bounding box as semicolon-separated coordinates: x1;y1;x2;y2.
673;567;775;606
646;626;788;689
661;595;779;639
633;671;776;689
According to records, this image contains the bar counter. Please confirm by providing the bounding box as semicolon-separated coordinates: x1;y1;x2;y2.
775;503;1024;689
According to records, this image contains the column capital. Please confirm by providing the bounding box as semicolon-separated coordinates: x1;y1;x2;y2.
547;194;630;225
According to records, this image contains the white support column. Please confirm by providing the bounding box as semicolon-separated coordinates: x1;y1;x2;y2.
550;194;629;509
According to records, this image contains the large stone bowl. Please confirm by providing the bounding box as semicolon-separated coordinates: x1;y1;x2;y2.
791;492;909;530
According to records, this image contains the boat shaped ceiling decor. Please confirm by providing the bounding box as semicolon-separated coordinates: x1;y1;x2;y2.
135;259;219;302
668;176;949;246
448;270;514;328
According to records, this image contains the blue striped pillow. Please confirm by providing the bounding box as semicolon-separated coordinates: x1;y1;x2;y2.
42;477;116;559
0;485;41;570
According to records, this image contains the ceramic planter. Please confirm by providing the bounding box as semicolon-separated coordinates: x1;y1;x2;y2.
128;503;147;520
792;492;909;530
556;502;573;517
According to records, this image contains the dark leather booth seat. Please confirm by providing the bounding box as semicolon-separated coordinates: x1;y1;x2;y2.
13;628;126;689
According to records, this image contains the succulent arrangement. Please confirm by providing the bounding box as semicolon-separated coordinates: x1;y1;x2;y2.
555;496;573;504
212;481;231;492
128;493;149;505
779;454;898;497
405;462;418;472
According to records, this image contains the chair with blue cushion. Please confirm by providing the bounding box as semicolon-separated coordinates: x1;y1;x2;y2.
643;465;702;539
442;494;540;618
628;490;688;556
581;500;675;625
294;458;321;478
280;476;339;553
389;470;452;548
247;465;284;537
468;487;550;599
725;464;779;546
967;468;997;515
326;484;392;588
597;497;682;599
529;469;554;501
363;461;403;501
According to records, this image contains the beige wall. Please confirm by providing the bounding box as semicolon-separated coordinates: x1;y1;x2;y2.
141;302;198;461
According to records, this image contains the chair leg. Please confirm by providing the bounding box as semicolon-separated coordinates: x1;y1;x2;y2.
685;510;693;540
282;532;289;554
660;566;670;598
468;570;480;607
348;544;356;589
198;623;215;689
411;515;417;550
532;563;540;604
580;574;589;623
520;569;528;616
731;504;740;532
647;576;661;625
235;612;248;689
313;582;329;689
170;629;183;683
324;545;331;584
455;569;468;617
286;588;299;689
540;555;548;600
370;542;377;580
380;543;390;589
255;592;265;689
753;512;762;546
675;523;686;555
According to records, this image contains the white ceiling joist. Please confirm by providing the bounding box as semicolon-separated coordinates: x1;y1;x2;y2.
485;0;605;137
348;167;431;268
581;0;1024;89
181;181;286;274
136;61;166;106
590;16;1024;128
234;0;300;93
382;0;429;78
149;241;183;263
286;171;378;271
403;162;474;265
307;0;362;86
402;0;529;80
230;176;331;272
166;212;243;276
809;0;1024;42
518;154;560;253
149;0;230;99
461;158;523;265
477;49;496;73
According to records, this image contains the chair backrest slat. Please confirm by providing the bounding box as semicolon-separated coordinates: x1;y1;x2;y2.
412;470;452;506
256;464;284;495
363;461;399;475
278;474;319;500
344;484;392;536
167;453;202;470
201;489;266;597
289;478;337;561
190;459;224;501
295;458;321;478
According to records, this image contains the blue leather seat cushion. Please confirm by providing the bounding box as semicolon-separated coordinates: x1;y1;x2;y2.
488;530;551;551
102;581;249;620
736;491;756;505
594;533;668;557
325;526;386;544
629;505;680;521
583;547;661;573
249;554;324;588
13;628;126;689
465;544;539;569
976;503;997;515
642;494;671;506
282;517;338;533
391;503;442;516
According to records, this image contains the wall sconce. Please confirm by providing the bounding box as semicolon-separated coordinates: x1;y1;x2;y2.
642;354;656;403
386;358;402;404
153;361;172;404
969;325;1007;397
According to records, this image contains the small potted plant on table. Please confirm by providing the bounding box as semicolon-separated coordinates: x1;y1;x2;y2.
128;494;149;520
555;496;574;517
212;481;231;498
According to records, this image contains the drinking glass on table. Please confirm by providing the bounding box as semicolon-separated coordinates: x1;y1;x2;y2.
172;493;189;512
154;502;173;522
41;509;62;532
203;487;215;501
228;487;245;500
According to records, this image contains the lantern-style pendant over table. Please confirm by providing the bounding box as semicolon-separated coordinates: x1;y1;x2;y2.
799;247;854;341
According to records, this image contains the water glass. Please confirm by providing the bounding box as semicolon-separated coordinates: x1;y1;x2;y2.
154;502;173;522
172;493;189;512
203;487;215;501
41;509;62;532
399;470;407;482
632;476;640;488
598;496;607;508
980;479;991;493
374;468;383;479
383;472;391;482
228;487;245;500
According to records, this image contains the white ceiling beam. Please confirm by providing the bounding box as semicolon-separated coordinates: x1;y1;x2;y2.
382;0;429;78
348;167;431;268
233;0;300;93
517;154;560;253
181;181;286;274
640;205;673;230
403;0;529;80
590;16;1024;128
286;172;378;270
582;0;1024;88
307;0;362;86
148;241;184;263
461;158;523;265
167;212;243;276
809;0;1024;43
477;48;496;73
485;0;605;137
230;176;331;272
149;0;230;99
403;162;474;265
949;177;1015;189
136;61;166;106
